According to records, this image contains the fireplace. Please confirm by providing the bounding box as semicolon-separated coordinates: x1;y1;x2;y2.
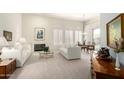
34;44;46;51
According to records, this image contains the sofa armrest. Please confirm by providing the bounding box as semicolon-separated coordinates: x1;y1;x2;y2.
68;47;81;59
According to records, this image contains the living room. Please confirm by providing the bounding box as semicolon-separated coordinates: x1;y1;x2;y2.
0;13;100;79
1;0;124;93
1;13;124;79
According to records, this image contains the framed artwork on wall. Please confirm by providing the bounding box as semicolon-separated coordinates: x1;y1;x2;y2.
3;31;12;41
34;28;45;41
106;14;124;49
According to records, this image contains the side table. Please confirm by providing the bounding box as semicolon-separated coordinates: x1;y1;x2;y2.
0;58;16;79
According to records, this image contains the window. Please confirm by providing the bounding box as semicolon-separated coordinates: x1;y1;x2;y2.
65;30;69;45
70;30;74;45
59;30;63;45
93;28;100;50
65;30;74;45
53;29;63;46
53;29;82;47
75;31;82;43
78;31;82;42
75;31;79;43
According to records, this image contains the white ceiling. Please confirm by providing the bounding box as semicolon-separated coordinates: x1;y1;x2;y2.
40;13;99;21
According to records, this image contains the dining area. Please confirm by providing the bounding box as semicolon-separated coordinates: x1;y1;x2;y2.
78;41;95;53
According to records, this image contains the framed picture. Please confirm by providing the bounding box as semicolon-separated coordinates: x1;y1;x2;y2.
106;14;124;48
34;28;45;41
3;31;12;41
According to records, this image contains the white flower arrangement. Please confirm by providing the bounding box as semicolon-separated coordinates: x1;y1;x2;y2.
114;38;124;53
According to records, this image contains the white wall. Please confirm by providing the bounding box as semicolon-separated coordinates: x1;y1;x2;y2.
84;18;100;43
0;13;22;45
100;13;124;65
22;14;83;51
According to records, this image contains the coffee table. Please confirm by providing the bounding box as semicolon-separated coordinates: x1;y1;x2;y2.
39;51;54;58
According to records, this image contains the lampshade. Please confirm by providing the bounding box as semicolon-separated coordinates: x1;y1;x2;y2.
0;36;9;47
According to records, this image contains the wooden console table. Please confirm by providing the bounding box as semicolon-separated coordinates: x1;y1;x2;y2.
91;53;124;79
0;58;16;79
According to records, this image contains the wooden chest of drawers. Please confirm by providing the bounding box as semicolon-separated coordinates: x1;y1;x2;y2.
0;58;16;79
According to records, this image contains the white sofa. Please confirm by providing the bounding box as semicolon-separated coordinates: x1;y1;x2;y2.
1;43;32;67
59;46;81;60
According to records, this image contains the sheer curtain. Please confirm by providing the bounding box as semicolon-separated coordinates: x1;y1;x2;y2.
53;29;63;46
70;30;74;45
65;30;69;45
75;31;82;44
65;30;74;46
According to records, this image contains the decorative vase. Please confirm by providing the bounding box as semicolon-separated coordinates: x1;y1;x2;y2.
115;53;120;71
0;52;2;62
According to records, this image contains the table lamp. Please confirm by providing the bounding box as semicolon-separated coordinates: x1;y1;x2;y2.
0;36;9;62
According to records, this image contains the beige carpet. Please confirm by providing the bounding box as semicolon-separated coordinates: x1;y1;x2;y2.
10;52;91;79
